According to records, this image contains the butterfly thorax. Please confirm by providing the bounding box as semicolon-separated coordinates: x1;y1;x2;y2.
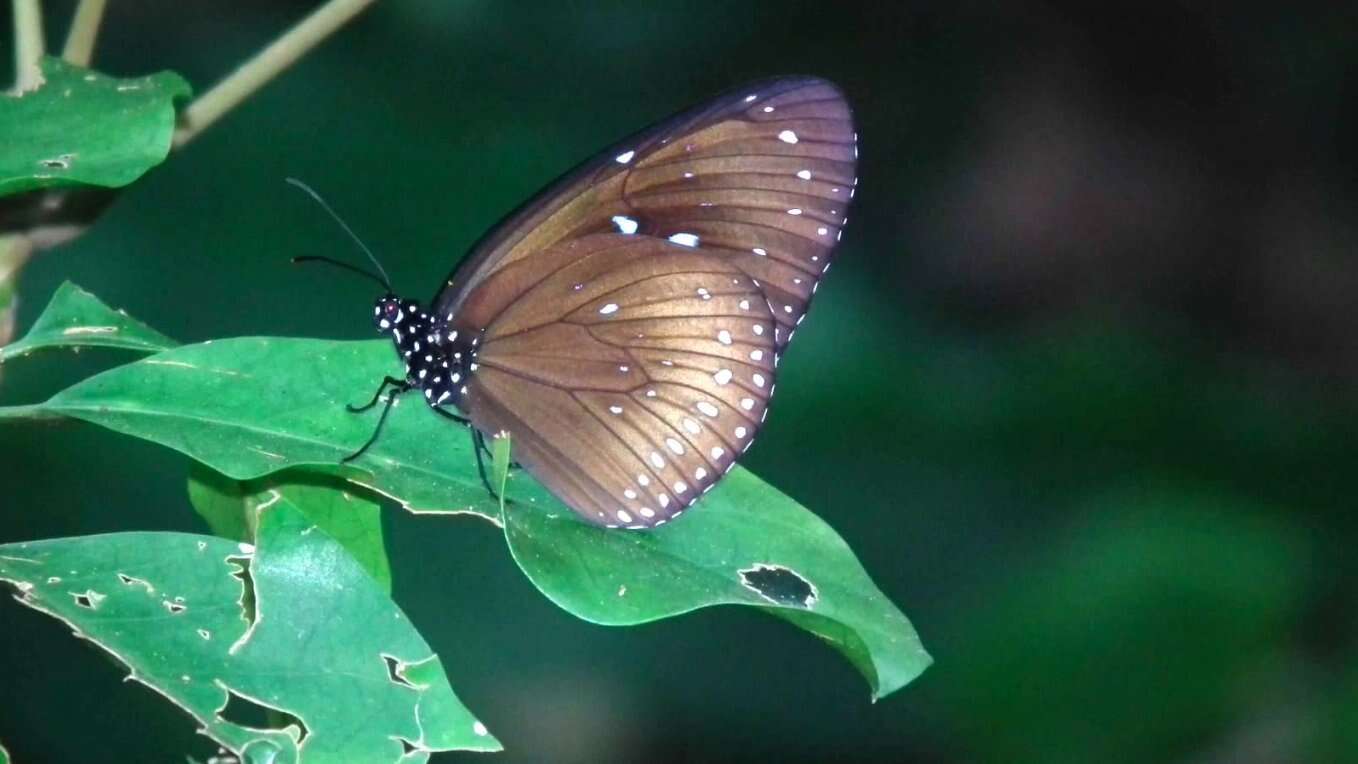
373;295;478;410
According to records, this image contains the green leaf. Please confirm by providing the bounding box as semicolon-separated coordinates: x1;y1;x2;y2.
0;280;177;363
0;337;501;522
0;500;500;761
498;462;931;700
0;57;191;196
0;737;9;764
188;465;393;594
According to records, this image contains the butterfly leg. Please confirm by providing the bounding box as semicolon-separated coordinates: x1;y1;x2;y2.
341;382;409;462
469;428;502;501
347;376;409;413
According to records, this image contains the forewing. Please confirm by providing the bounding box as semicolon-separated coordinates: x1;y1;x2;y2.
439;77;856;350
465;234;777;527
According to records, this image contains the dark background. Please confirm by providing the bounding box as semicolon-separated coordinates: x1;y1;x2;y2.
3;2;1357;762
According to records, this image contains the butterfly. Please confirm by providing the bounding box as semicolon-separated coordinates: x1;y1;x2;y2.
299;77;857;529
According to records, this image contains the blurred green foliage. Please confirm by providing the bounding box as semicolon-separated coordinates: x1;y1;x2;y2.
2;2;1356;762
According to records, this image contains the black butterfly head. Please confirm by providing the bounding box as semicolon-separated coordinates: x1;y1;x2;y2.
372;296;422;335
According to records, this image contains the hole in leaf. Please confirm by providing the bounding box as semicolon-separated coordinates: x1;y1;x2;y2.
738;564;818;608
225;555;256;629
397;737;420;755
163;600;187;614
382;654;416;688
70;590;106;609
217;687;310;745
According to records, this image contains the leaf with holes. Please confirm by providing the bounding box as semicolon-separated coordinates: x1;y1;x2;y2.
187;465;393;594
0;500;499;761
0;280;177;363
0;337;500;522
0;57;190;196
495;434;931;700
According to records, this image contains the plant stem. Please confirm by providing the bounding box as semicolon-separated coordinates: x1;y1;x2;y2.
0;404;63;423
11;0;45;93
0;235;34;351
61;0;107;67
173;0;381;149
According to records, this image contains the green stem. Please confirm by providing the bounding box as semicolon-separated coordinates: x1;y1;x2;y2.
11;0;44;93
173;0;381;149
61;0;107;67
0;404;64;423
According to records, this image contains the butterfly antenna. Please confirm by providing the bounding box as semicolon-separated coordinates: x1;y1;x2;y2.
285;177;393;291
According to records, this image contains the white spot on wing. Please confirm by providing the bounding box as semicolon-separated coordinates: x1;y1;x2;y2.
717;329;732;345
777;130;799;144
615;150;636;164
609;405;624;415
741;397;755;410
787;208;803;216
752;247;767;256
713;368;733;385
697;401;720;417
796;169;812;180
683;417;701;434
617;509;634;522
599;303;619;315
668;232;700;247
649;451;665;469
666;437;685;455
611;215;639;235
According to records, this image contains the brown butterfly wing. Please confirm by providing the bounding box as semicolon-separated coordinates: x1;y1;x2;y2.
442;77;856;527
437;77;857;351
463;234;778;527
